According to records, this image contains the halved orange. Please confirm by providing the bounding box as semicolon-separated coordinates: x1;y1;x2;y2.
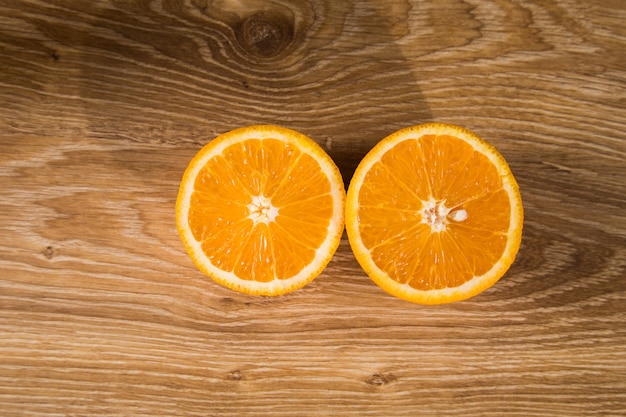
176;125;345;296
346;123;523;304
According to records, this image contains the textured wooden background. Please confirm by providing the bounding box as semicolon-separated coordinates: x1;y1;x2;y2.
1;0;625;416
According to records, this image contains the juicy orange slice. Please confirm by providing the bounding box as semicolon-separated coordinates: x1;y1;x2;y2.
346;123;523;304
176;125;345;296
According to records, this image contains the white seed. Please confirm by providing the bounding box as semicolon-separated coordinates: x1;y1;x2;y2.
450;209;468;222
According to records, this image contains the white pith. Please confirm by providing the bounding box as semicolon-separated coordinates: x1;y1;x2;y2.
247;194;279;224
421;198;469;233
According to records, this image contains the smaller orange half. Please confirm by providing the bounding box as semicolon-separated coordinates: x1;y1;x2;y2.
346;123;523;304
176;125;345;296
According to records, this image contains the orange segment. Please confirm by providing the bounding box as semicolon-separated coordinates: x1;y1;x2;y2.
176;125;345;296
346;123;523;304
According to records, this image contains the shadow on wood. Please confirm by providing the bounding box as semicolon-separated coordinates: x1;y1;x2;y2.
64;0;432;187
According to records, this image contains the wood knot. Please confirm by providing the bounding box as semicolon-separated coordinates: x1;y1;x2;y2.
235;11;294;58
366;373;395;386
43;246;55;259
227;370;243;381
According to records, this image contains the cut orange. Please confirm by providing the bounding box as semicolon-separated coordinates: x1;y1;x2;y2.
176;125;345;296
346;123;523;304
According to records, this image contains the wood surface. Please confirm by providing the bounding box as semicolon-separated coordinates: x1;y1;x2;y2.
1;0;625;416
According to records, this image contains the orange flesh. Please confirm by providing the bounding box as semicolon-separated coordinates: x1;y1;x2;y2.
187;139;333;282
357;135;511;290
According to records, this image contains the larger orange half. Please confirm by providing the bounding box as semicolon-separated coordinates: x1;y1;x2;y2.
346;123;523;304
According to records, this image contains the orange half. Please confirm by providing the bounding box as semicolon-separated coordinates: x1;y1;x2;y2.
176;125;345;296
346;123;523;304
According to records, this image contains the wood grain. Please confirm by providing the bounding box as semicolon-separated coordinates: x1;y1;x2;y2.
1;0;625;416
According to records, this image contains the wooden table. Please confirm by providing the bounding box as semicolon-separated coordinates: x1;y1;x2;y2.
1;1;624;416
